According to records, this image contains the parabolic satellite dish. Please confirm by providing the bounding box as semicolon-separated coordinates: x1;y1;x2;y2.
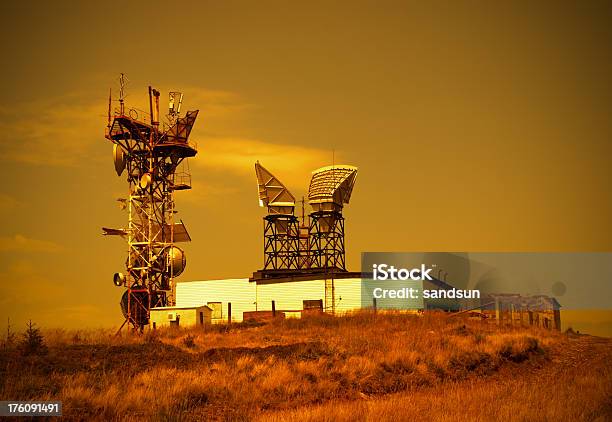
113;144;126;176
120;289;151;326
140;173;152;190
113;272;126;287
162;245;186;277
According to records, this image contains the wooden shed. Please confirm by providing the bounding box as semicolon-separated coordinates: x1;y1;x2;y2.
485;294;561;330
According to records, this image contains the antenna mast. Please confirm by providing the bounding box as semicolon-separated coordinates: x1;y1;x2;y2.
103;74;200;332
118;73;126;115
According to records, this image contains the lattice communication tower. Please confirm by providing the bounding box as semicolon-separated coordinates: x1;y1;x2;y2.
103;75;199;330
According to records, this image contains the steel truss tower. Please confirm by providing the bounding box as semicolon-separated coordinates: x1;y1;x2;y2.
306;165;357;272
103;76;199;330
254;162;357;276
263;215;300;270
255;162;301;272
307;211;346;270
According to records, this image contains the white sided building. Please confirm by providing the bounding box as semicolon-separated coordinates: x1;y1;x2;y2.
175;271;458;323
175;272;364;323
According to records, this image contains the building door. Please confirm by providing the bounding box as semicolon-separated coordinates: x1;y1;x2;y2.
199;312;204;325
208;302;222;320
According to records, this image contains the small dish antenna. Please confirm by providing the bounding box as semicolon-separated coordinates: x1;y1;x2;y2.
162;245;186;277
113;272;126;287
139;173;152;190
113;144;126;176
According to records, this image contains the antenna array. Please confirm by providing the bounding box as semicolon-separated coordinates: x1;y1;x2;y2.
103;77;199;331
253;162;357;278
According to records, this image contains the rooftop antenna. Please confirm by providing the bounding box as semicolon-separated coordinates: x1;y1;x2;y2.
148;86;161;133
299;195;309;270
118;73;126;115
329;149;336;315
107;88;112;128
168;91;184;124
332;148;335;196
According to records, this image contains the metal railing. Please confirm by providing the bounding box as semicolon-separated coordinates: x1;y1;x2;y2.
114;106;152;124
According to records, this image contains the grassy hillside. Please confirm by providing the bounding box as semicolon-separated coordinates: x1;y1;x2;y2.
1;312;610;421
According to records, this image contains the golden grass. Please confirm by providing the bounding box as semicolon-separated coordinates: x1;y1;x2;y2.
259;333;612;422
258;366;612;422
1;312;609;421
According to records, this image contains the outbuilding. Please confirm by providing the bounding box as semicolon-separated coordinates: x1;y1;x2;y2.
149;305;212;329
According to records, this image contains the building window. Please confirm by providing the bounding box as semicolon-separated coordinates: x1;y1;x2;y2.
208;302;223;319
303;299;323;311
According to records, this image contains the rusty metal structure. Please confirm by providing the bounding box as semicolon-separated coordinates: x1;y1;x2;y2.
255;162;300;272
307;165;357;271
103;74;199;331
253;162;357;281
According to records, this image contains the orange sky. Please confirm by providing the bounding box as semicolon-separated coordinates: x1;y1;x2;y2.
0;1;611;333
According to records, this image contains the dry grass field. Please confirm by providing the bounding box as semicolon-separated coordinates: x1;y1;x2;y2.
1;312;611;421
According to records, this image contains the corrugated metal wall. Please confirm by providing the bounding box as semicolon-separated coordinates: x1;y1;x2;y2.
334;278;363;314
176;279;256;322
257;279;326;312
174;277;463;321
176;278;365;321
150;307;211;328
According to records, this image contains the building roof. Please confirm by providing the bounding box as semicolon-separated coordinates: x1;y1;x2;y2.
178;278;249;284
150;305;212;311
488;293;561;309
252;271;364;284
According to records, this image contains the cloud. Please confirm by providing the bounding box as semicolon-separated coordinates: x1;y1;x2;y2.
46;304;109;322
0;234;63;253
0;258;77;328
194;137;329;189
0;194;24;211
107;84;254;136
178;87;255;119
0;259;63;309
177;180;240;204
0;87;250;167
0;93;105;166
